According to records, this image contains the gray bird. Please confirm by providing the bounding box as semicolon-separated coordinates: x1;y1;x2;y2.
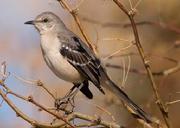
25;12;152;123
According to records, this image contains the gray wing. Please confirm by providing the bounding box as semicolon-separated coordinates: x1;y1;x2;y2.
58;32;105;94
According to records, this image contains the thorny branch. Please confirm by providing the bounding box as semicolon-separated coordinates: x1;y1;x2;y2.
112;0;171;127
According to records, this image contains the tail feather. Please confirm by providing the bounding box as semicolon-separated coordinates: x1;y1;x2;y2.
102;77;152;123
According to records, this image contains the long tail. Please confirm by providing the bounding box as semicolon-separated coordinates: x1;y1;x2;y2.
101;70;152;123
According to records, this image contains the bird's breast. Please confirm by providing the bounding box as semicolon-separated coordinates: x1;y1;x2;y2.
40;35;84;83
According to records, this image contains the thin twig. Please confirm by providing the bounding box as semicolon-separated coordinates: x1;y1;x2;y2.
36;80;56;100
11;73;56;100
123;21;180;34
73;112;121;128
57;0;97;54
1;84;122;128
78;98;116;122
103;43;134;60
105;52;178;64
106;62;180;76
1;67;122;128
81;14;180;35
102;37;178;75
112;0;171;127
0;81;74;128
0;89;67;128
166;100;180;106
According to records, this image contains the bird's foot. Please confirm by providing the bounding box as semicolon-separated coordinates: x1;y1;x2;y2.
54;88;78;113
55;95;75;113
54;84;83;113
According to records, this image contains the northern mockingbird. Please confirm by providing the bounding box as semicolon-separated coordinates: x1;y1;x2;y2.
25;12;152;123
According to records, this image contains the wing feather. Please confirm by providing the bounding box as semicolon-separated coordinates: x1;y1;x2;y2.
59;33;105;94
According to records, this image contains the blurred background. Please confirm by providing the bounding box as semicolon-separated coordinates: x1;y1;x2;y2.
0;0;180;127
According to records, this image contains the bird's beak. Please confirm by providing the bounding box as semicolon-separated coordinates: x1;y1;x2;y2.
24;20;35;25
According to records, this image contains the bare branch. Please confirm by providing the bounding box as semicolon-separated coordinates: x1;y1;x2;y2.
0;89;66;128
0;62;122;128
112;0;171;127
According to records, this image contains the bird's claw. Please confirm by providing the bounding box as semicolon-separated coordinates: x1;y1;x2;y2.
55;95;75;113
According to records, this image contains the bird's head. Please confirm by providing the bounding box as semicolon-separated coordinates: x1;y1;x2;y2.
25;12;66;34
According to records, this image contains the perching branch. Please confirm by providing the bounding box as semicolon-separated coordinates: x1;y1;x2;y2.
0;62;123;128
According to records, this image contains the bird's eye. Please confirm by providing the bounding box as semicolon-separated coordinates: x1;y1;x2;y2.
43;18;49;23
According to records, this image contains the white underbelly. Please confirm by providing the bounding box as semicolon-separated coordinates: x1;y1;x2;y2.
43;50;84;83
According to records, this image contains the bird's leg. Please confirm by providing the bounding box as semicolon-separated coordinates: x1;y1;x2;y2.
55;83;83;112
64;85;77;98
54;85;76;110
